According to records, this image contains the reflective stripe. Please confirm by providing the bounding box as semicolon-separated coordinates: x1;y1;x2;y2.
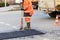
56;20;59;22
27;21;30;22
25;17;30;22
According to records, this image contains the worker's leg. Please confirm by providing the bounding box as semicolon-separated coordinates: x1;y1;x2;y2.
25;17;30;28
24;13;31;30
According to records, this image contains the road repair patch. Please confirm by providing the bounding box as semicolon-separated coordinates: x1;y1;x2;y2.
0;29;45;39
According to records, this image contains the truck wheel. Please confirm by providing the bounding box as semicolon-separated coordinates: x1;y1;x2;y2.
35;5;38;9
48;11;57;17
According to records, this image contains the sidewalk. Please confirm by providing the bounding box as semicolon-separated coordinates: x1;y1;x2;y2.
0;5;20;12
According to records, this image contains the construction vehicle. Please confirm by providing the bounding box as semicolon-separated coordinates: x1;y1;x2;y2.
32;0;38;9
38;0;60;17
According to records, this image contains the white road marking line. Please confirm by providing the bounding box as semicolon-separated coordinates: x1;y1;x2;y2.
12;26;17;29
43;38;50;40
0;22;17;29
5;23;10;26
0;22;10;26
0;22;5;24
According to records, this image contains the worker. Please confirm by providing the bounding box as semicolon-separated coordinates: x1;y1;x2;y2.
22;0;34;30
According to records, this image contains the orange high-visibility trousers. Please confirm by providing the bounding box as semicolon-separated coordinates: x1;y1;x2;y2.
24;13;31;23
25;17;30;22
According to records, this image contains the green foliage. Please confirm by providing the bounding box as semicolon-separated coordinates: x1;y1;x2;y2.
0;2;9;7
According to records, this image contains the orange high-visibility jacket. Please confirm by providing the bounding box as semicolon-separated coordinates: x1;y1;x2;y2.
23;0;34;15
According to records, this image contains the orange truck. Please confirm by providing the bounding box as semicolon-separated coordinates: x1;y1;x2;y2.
38;0;60;17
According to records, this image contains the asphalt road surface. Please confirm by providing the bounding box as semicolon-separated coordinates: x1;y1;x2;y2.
0;10;60;40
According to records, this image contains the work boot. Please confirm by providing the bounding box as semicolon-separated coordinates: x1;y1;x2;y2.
20;27;23;30
24;22;31;30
